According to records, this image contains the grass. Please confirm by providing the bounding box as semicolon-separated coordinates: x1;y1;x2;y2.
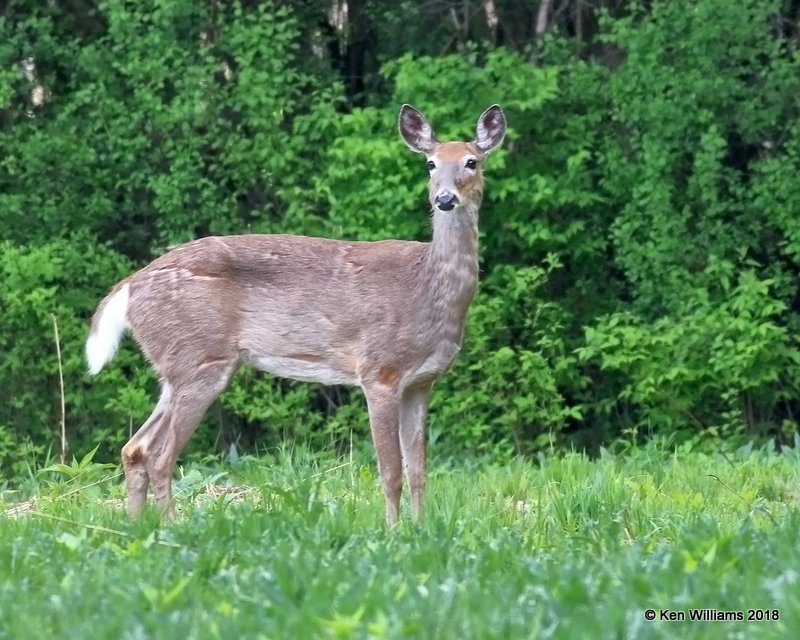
1;442;799;639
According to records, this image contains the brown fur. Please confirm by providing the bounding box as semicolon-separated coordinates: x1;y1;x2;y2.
87;104;506;525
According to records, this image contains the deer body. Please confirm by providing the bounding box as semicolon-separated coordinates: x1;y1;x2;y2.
87;105;506;525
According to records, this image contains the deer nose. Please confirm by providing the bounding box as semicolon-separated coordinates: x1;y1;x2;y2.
435;190;459;211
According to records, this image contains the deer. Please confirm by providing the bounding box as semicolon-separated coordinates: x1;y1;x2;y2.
85;104;506;526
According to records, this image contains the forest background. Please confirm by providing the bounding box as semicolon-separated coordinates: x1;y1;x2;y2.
2;0;800;480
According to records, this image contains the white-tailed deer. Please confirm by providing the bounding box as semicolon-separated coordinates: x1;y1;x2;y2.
86;104;506;525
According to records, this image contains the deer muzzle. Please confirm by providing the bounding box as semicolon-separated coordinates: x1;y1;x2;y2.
434;190;459;211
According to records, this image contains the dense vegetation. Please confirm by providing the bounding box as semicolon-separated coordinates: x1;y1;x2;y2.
1;444;798;638
2;0;800;477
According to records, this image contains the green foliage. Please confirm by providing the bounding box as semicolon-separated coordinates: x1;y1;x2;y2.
579;268;800;442
1;446;799;638
0;235;143;476
574;0;800;442
2;0;800;477
431;258;584;456
598;0;798;315
0;0;336;255
37;443;119;503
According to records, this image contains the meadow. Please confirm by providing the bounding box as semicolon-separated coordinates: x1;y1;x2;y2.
1;441;798;639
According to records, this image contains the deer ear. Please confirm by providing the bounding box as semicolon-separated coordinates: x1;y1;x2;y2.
474;105;506;155
399;104;437;154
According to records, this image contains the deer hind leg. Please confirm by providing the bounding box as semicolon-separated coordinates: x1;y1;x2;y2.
135;358;237;519
149;358;238;519
399;383;432;521
121;384;174;518
363;386;402;527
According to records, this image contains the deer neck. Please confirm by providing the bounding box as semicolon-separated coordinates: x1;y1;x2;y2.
423;202;481;325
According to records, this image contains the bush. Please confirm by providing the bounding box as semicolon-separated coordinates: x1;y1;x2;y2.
3;0;800;479
0;235;139;475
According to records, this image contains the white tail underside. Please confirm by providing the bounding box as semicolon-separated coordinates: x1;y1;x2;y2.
86;283;130;375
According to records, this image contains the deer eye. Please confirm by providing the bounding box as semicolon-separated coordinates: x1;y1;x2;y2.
465;158;477;170
426;160;436;171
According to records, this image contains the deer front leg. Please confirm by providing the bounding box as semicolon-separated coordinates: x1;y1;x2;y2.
364;387;402;526
399;383;432;521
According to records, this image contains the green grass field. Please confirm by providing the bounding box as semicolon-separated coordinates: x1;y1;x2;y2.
1;442;798;639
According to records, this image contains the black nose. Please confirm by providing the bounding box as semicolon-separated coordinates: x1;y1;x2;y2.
435;191;459;211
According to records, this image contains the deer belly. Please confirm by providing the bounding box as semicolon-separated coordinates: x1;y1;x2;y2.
249;353;358;386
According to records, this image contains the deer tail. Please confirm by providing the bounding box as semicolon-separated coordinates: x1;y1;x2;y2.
86;282;130;375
